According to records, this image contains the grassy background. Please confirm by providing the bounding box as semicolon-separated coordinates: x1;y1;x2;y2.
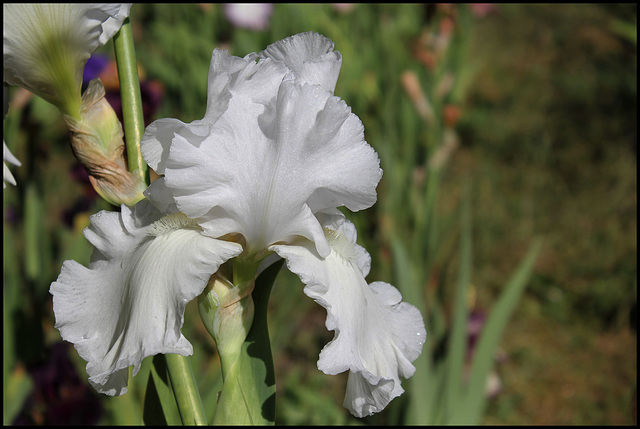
3;3;636;425
458;4;636;424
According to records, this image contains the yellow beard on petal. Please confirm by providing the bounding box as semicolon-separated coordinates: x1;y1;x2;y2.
149;213;202;236
323;227;356;263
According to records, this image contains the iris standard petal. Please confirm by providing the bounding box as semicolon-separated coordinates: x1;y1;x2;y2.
140;49;288;175
259;31;342;93
159;80;380;258
202;32;339;120
140;117;206;175
50;199;242;395
271;219;426;417
204;49;288;119
141;32;367;257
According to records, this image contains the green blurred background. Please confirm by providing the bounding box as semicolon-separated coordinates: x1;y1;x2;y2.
3;3;636;425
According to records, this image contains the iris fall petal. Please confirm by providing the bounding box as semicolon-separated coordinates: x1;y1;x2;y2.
271;217;426;418
50;199;242;395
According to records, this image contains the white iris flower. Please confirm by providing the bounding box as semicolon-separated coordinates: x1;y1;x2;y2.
50;32;426;418
3;3;131;116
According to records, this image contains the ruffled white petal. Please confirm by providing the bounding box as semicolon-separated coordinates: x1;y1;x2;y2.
97;3;132;46
3;141;21;188
153;80;380;258
50;199;242;395
3;4;130;104
141;49;288;174
271;218;426;417
143;176;180;214
140;117;204;175
259;31;342;93
140;32;370;257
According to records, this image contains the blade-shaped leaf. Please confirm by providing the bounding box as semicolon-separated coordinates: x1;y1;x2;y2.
3;367;33;425
443;192;472;422
143;355;181;425
455;238;543;424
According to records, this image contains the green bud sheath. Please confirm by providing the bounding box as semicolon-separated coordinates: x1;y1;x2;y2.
198;259;281;425
198;271;256;378
64;79;146;206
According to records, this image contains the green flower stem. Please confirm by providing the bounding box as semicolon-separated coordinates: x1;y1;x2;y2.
232;257;262;299
113;17;147;183
164;354;207;425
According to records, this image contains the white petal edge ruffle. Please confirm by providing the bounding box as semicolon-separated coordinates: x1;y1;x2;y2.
97;3;132;46
50;199;242;395
259;31;342;93
140;49;288;175
271;217;426;417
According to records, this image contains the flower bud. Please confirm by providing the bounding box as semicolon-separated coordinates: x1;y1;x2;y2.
64;79;146;206
198;271;255;374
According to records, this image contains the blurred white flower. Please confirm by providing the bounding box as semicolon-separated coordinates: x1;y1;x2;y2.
223;3;273;30
3;86;20;189
50;32;426;417
3;141;21;189
3;3;131;117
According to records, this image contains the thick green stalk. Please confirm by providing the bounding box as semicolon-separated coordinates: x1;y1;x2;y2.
164;354;207;425
113;17;147;182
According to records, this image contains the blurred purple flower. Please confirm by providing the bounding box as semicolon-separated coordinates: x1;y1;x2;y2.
467;309;486;361
68;162;92;186
223;3;273;30
82;54;164;127
4;205;21;227
466;309;504;398
14;342;103;425
82;54;110;90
